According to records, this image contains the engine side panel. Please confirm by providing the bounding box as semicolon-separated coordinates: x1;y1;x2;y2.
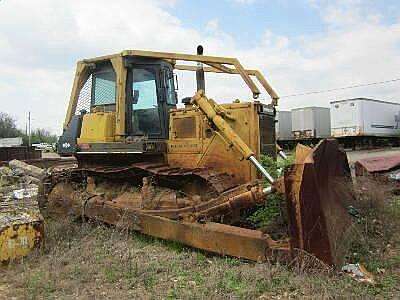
78;112;116;143
167;102;272;185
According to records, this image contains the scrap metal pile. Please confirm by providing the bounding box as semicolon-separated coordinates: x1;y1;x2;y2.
355;154;400;182
0;160;44;263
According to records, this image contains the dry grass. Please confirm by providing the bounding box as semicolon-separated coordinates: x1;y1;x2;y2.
347;178;400;272
0;179;399;299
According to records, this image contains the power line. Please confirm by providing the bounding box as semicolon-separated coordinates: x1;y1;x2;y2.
280;77;400;98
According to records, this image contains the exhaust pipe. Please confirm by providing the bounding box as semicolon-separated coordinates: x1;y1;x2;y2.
196;45;205;92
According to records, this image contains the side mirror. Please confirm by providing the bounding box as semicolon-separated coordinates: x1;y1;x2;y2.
133;89;140;104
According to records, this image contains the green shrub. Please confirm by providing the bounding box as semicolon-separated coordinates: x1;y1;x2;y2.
246;154;292;232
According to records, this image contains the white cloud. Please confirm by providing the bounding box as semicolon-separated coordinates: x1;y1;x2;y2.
0;0;399;134
206;19;219;32
271;1;400;109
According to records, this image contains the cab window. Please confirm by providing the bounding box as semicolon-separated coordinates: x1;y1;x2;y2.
93;70;116;106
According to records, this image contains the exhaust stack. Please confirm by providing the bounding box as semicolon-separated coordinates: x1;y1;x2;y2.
196;45;205;92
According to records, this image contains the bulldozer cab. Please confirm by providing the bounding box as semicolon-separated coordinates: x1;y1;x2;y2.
81;58;176;139
58;49;279;161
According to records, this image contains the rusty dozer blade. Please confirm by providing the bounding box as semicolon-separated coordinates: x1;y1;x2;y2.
284;139;354;266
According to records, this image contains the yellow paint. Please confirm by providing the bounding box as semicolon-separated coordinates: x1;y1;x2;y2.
0;222;43;262
167;100;260;184
78;112;116;143
111;56;128;137
64;49;279;137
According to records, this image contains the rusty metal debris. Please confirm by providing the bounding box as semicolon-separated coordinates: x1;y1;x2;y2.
354;154;400;188
355;154;400;175
0;162;44;263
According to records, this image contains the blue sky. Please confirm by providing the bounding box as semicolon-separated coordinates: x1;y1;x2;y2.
173;0;323;45
172;0;400;46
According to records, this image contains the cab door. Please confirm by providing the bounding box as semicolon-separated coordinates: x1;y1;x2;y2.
126;61;177;139
127;65;166;138
160;65;178;137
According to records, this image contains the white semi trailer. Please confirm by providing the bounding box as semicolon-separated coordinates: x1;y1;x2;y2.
291;107;331;139
330;98;400;138
276;111;292;141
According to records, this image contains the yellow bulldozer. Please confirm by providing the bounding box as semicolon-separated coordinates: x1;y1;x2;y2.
46;47;353;267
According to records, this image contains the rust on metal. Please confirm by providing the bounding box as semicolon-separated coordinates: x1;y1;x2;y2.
47;175;289;262
83;195;289;262
51;161;240;197
193;186;265;220
355;154;400;175
284;139;353;266
45;139;355;267
45;153;292;263
47;166;260;222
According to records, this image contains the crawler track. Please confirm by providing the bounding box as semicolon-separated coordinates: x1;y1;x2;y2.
45;162;262;222
43;161;282;263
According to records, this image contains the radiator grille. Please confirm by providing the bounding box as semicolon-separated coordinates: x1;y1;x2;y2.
173;117;197;139
259;111;276;158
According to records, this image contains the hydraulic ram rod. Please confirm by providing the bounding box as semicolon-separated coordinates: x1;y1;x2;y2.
276;144;288;160
278;150;288;160
192;91;275;185
248;155;274;184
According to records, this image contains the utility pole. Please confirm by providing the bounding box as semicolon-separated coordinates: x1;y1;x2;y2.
28;111;31;147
